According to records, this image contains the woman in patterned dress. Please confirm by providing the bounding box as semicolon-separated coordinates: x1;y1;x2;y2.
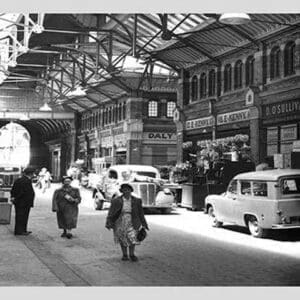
105;183;149;262
52;176;81;239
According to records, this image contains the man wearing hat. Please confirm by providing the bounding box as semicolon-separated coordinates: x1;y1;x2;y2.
11;167;36;235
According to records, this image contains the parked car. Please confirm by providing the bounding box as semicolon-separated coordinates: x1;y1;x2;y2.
93;164;175;213
204;169;300;238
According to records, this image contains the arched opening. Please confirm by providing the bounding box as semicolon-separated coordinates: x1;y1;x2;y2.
0;122;30;168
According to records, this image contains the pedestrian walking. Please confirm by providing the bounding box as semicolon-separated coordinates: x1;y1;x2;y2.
52;176;81;239
10;167;35;236
105;183;149;262
37;167;52;193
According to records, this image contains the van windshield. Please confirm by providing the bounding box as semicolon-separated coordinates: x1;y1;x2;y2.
281;177;300;196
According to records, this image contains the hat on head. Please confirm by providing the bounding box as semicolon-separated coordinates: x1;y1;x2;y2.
119;183;134;193
23;167;35;175
61;176;73;183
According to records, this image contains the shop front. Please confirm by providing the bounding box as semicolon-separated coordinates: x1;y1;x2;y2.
262;99;300;168
141;131;177;166
179;109;254;210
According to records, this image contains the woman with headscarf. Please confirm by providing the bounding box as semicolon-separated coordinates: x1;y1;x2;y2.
105;183;149;262
52;176;81;239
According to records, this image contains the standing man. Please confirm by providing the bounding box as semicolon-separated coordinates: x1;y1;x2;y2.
11;167;35;236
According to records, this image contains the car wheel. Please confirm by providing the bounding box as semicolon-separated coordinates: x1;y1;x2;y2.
207;206;223;228
94;195;104;210
247;217;266;238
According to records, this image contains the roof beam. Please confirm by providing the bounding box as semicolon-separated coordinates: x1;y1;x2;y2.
141;14;220;63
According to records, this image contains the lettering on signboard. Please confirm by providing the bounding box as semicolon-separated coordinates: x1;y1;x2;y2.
147;132;176;140
264;100;300;117
217;109;250;125
186;116;215;130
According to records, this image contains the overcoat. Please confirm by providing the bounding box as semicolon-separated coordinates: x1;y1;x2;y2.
11;175;35;207
52;186;81;229
105;195;149;230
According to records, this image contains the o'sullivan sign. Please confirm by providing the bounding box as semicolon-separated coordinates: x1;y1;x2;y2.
263;99;300;117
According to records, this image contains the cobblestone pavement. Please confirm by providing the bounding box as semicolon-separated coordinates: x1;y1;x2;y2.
1;184;300;286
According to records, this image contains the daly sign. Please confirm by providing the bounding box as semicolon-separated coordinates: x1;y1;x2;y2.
143;132;176;143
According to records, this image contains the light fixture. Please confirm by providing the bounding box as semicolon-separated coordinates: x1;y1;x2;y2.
19;45;29;53
8;60;17;68
32;24;44;34
219;13;251;25
39;103;52;111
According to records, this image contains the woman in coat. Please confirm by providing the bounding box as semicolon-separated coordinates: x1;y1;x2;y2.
105;183;149;262
52;176;81;239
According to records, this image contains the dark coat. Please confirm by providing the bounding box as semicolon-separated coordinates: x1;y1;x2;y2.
11;175;35;207
52;186;81;229
105;195;149;230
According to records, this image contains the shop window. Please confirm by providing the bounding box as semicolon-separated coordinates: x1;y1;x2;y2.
245;56;254;86
270;46;280;79
148;100;158;117
241;181;251;195
191;75;198;101
208;70;216;96
224;64;232;92
253;181;268;197
166;101;175;118
234;60;243;89
284;41;295;76
200;73;207;98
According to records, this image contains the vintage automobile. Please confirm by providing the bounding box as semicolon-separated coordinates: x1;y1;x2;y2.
93;164;175;213
204;169;300;238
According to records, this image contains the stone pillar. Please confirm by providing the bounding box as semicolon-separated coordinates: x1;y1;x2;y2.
295;38;300;75
254;49;264;87
124;97;144;164
176;74;185;164
249;106;260;165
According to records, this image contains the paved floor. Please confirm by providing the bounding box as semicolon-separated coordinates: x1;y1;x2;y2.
1;183;300;287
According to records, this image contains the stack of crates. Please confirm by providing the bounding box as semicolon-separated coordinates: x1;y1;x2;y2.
0;189;12;224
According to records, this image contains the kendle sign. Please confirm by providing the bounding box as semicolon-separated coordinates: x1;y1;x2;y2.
263;99;300;118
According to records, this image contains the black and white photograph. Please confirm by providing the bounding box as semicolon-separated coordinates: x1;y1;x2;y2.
0;1;300;298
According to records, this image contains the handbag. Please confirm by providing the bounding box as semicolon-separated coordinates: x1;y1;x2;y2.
137;227;147;242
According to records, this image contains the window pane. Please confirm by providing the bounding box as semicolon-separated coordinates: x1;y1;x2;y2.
253;182;268;197
228;180;237;194
167;102;176;117
282;178;300;195
241;181;251;195
148;101;158;117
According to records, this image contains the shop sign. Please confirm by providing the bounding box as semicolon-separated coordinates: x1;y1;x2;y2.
280;125;297;141
144;132;176;141
263;99;300;118
267;127;278;143
101;136;113;147
186;116;215;130
293;140;300;152
217;109;250;125
114;134;127;148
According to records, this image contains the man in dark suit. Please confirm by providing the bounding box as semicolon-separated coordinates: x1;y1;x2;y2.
11;167;35;236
